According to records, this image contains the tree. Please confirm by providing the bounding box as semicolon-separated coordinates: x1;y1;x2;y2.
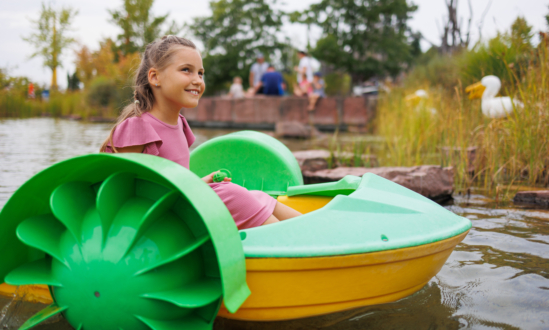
508;17;533;53
437;0;473;54
545;6;549;29
109;0;181;55
23;3;77;90
296;0;418;84
67;72;80;91
190;0;284;95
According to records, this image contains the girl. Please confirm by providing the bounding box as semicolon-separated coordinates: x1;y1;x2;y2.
100;36;301;229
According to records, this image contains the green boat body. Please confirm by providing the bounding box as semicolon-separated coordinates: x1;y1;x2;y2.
190;131;472;258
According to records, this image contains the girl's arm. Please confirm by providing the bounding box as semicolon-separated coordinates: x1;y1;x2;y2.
114;145;229;184
114;145;145;153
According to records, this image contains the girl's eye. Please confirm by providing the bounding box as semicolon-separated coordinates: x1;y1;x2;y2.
198;72;204;77
182;68;190;72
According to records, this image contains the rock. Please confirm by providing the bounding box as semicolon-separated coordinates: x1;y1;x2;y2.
303;165;455;202
275;121;321;138
293;150;331;172
513;191;549;207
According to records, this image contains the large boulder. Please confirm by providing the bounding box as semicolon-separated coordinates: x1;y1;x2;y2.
275;121;322;138
303;165;455;202
513;191;549;207
292;150;331;172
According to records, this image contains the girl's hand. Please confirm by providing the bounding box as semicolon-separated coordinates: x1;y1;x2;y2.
202;171;231;184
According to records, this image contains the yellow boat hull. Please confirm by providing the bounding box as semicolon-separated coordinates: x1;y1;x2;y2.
218;230;468;321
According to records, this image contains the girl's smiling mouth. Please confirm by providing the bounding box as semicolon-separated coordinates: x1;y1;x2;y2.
186;89;200;95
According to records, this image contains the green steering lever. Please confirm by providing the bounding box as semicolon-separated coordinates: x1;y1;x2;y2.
213;169;232;183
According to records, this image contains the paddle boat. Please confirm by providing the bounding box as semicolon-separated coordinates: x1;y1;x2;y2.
0;131;471;329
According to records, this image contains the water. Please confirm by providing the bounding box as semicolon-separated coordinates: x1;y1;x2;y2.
1;118;548;330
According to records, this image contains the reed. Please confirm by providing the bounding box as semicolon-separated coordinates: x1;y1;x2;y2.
373;44;549;198
0;90;121;120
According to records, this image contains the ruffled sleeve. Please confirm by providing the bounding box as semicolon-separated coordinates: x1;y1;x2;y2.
180;114;195;147
105;116;163;155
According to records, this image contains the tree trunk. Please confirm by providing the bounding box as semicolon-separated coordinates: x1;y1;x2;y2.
51;20;58;90
51;67;57;91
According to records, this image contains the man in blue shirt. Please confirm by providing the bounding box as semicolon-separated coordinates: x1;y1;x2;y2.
255;65;284;96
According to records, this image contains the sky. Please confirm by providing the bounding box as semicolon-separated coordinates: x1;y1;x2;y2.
0;0;547;89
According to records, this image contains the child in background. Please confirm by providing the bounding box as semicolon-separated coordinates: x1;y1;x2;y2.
294;73;312;97
308;72;325;111
100;36;301;229
228;76;244;99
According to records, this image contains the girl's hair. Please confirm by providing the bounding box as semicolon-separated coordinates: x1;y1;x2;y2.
100;35;197;152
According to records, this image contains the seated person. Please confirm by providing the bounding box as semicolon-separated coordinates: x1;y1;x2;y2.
255;65;284;96
308;72;325;111
227;76;245;99
294;73;312;97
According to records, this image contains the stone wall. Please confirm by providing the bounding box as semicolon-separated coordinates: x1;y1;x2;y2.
181;95;377;131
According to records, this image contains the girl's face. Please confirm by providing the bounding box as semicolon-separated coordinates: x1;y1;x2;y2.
156;47;205;109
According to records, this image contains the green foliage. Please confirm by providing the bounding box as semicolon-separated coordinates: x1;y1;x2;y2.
22;2;77;89
87;77;118;108
374;16;549;198
190;0;284;95
66;72;80;91
324;72;351;96
298;0;417;83
0;90;88;118
0;68;32;98
109;0;181;55
406;17;535;91
0;67;10;89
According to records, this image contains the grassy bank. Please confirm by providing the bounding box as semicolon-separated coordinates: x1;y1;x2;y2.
0;91;121;120
323;28;548;200
373;48;548;198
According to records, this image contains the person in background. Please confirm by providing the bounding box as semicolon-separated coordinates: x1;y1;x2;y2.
293;73;312;97
255;65;284;96
294;51;313;84
308;72;325;111
28;83;35;99
249;52;269;94
228;76;244;99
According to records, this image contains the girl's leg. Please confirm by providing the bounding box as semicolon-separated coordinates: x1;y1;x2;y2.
272;201;302;220
261;202;301;226
307;94;318;111
261;214;280;226
308;94;320;111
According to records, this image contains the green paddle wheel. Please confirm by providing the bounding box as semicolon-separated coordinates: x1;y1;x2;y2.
0;153;250;330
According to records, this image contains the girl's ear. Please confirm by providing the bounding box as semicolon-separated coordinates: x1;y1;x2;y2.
148;68;160;87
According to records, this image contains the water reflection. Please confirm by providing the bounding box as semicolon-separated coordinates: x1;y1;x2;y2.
0;118;548;330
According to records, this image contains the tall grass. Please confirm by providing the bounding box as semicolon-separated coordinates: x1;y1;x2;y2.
374;44;549;197
0;90;121;120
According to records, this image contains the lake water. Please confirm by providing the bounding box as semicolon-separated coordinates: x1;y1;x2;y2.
0;118;548;330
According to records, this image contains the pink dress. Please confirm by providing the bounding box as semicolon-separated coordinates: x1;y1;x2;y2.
106;112;277;229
